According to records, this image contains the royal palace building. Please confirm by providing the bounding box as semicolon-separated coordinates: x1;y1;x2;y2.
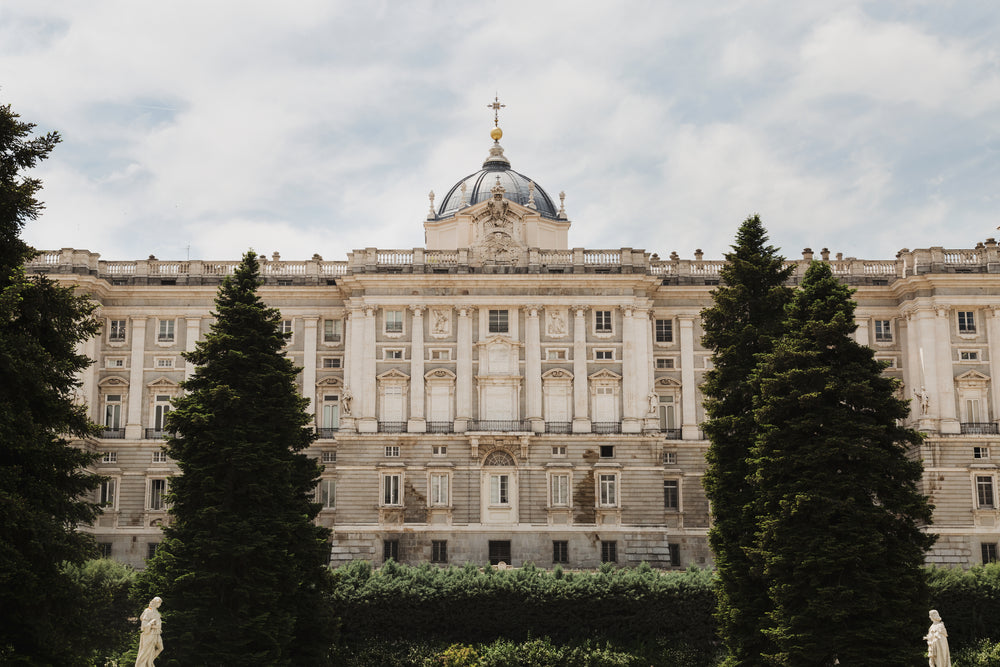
28;127;1000;570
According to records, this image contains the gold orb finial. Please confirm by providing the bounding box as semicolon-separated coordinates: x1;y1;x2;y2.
490;127;503;141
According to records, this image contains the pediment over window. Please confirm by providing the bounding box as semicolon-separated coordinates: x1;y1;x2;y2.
425;368;457;381
483;449;516;466
317;377;342;388
478;335;522;349
147;377;179;390
376;368;410;382
542;368;573;381
588;369;622;381
98;376;129;388
656;377;681;388
957;370;991;387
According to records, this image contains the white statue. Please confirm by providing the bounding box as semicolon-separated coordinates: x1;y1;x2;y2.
135;596;163;667
924;609;950;667
548;311;565;335
647;392;658;416
432;309;449;334
914;386;930;415
341;390;353;417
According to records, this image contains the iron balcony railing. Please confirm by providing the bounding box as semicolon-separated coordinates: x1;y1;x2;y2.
592;422;622;434
144;429;169;439
961;422;999;435
100;428;126;439
468;420;531;432
545;422;572;434
378;421;407;433
316;427;339;439
426;421;454;433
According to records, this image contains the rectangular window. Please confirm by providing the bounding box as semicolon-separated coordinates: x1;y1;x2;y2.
959;311;977;334
322;451;337;464
102;451;117;464
655;357;674;369
552;540;569;564
664;480;680;510
546;349;567;361
490;474;510;505
322;357;342;368
385;310;403;334
432;445;447;456
595;349;614;361
977;475;995;509
874;320;892;342
155;357;173;368
983;543;998;564
108;319;127;342
430;473;450;506
662;451;677;465
384;349;403;360
431;540;448;563
551;474;570;506
600;445;614;458
383;539;399;562
552;445;566;456
601;540;617;563
319;479;336;509
98;542;113;558
104;395;123;430
488;540;511;566
157;319;175;342
961;350;980;361
385;446;400;458
321;395;340;432
105;357;125;368
147;543;159;560
595;310;612;333
599;474;617;506
975;447;990;460
153;395;172;432
655;319;673;343
281;319;293;335
323;319;343;343
382;474;401;505
430;349;451;361
152;451;168;463
148;479;167;510
99;479;116;506
488;309;508;334
669;543;681;567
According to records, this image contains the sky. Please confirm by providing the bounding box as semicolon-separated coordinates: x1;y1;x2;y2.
2;1;999;263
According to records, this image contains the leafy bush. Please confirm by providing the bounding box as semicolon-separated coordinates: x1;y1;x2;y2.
62;558;138;665
954;638;1000;667
928;563;1000;651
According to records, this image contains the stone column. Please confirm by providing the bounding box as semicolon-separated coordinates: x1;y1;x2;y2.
184;318;200;381
302;317;318;418
621;307;641;433
358;306;378;432
456;307;474;431
900;312;919;423
678;315;699;440
409;305;426;432
125;317;147;439
572;307;590;433
988;307;1000;424
911;307;941;431
524;306;543;432
638;309;657;430
934;307;959;433
342;308;362;432
855;318;870;346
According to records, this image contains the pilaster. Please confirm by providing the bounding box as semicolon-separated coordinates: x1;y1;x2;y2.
408;305;426;432
302;317;318;417
125;317;147;439
359;306;378;432
988;307;1000;424
184;318;200;381
456;307;474;431
572;307;591;432
679;315;699;440
525;306;543;432
934;307;960;434
621;307;641;433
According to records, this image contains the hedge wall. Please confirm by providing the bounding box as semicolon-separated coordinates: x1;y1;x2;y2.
331;561;717;652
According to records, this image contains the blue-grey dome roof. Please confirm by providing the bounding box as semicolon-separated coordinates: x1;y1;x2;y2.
436;142;559;219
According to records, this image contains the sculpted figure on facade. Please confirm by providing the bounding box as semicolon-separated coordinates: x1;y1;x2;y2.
341;390;353;416
135;597;163;666
547;309;566;337
924;609;950;667
914;386;931;415
431;308;451;336
648;392;658;416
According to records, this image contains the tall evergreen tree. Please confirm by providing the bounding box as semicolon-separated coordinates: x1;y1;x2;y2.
0;103;103;663
751;261;934;666
139;251;334;665
701;215;793;666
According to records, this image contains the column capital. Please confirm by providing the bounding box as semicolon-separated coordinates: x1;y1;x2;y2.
573;306;589;318
935;306;951;319
409;304;426;316
524;305;543;318
457;307;475;318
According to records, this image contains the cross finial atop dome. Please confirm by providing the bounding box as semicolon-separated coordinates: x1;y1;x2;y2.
488;95;505;143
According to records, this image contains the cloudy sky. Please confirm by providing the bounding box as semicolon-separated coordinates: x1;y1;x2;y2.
2;1;998;262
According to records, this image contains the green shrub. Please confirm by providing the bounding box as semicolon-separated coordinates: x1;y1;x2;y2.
954;638;1000;667
928;563;1000;651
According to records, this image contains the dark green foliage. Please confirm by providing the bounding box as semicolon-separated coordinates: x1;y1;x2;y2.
62;558;139;665
333;560;717;657
751;261;935;665
927;563;1000;651
0;101;104;664
137;250;334;666
701;215;792;666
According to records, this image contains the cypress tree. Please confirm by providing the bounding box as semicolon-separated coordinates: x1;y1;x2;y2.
751;261;934;666
701;215;792;665
0;103;103;663
140;250;334;665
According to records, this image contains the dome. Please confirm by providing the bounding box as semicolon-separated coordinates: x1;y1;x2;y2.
436;140;560;219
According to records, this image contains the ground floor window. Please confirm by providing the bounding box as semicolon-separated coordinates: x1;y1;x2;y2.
601;540;617;563
383;539;400;563
489;540;511;566
147;542;159;560
98;542;112;559
432;540;448;563
552;540;569;564
983;542;998;564
669;543;681;567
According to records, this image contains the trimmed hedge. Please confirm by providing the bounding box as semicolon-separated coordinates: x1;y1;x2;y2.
331;561;717;653
928;563;1000;651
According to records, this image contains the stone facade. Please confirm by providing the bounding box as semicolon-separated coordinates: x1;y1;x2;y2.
30;139;1000;570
